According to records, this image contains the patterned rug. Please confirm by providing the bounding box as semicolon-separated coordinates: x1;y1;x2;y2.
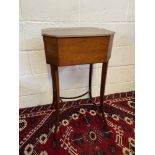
19;91;135;155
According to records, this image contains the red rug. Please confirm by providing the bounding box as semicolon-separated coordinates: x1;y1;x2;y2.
19;91;135;155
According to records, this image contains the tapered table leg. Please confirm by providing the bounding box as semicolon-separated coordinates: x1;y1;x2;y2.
89;64;93;99
100;62;108;121
50;65;60;148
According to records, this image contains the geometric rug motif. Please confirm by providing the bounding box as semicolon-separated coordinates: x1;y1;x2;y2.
19;91;135;155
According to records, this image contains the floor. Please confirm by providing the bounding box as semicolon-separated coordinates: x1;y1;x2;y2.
19;91;135;155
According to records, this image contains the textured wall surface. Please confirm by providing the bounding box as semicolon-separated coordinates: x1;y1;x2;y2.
19;0;135;108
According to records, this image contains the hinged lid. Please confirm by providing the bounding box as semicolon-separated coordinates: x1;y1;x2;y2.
42;27;115;38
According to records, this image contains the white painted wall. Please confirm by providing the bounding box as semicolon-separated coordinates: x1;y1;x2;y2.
19;0;135;108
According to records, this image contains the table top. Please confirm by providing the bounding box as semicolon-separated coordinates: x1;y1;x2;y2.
42;27;115;38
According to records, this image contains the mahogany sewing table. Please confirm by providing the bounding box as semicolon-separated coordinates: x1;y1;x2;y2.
42;27;115;142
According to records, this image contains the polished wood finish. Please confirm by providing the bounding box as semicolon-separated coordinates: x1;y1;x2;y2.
58;36;110;66
100;62;108;118
50;65;60;133
89;64;93;99
42;27;114;66
42;27;115;137
42;27;114;38
43;37;58;65
43;36;111;66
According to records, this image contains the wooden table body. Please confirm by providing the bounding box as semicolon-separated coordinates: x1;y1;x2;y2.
42;27;114;135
